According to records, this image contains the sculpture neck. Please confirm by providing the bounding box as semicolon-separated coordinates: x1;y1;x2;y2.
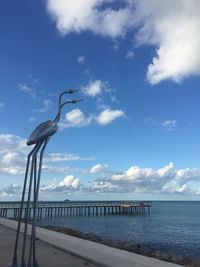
54;111;61;124
53;94;64;124
54;100;71;124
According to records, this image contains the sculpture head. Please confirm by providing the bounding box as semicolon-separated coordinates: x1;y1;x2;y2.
54;90;83;123
58;89;81;106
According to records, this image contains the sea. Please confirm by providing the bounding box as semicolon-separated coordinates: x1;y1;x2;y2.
37;201;200;260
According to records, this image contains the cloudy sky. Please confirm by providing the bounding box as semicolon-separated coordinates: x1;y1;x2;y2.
1;0;200;201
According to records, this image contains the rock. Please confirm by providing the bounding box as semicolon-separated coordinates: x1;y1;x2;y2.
39;224;199;266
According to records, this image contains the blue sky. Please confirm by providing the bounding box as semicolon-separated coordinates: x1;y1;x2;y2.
1;0;200;201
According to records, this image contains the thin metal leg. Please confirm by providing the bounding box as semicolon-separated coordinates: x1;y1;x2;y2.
27;146;39;267
21;144;42;267
9;145;38;267
28;139;49;267
36;139;49;205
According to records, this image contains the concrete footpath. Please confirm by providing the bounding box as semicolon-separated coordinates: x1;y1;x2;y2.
0;218;182;267
0;223;99;267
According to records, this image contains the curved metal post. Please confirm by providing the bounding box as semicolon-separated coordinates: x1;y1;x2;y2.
21;143;42;267
27;160;38;267
28;138;49;267
11;144;39;267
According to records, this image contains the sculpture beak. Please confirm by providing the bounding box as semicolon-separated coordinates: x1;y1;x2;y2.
71;99;84;103
67;89;82;94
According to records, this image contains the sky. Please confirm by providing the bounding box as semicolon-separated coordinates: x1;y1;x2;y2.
1;0;200;201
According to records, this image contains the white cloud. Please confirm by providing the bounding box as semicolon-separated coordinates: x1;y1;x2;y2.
0;134;27;153
44;153;95;163
89;164;108;174
77;55;85;63
42;165;72;174
19;83;32;93
0;134;28;175
60;108;93;128
43;99;53;111
2;155;200;196
144;117;157;126
0;184;21;197
175;167;200;185
87;180;120;193
134;0;200;84
112;162;174;181
44;153;80;162
145;117;177;131
19;75;41;99
125;51;134;59
162;120;177;131
46;0;200;84
65;108;88;126
60;107;125;128
175;184;190;194
2;152;23;165
96;108;124;125
19;83;36;98
34;99;53;113
40;175;80;193
97;104;110;110
83;80;105;98
59;175;80;188
89;162;200;194
46;0;133;38
0;102;5;108
0;133;93;177
0;166;25;176
196;188;200;195
29;116;37;123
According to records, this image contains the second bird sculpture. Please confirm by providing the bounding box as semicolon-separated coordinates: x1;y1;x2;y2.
7;89;82;267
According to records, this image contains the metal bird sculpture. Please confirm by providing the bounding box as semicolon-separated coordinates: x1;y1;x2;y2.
7;90;82;267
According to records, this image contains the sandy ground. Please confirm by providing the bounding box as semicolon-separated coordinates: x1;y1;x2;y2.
0;224;99;267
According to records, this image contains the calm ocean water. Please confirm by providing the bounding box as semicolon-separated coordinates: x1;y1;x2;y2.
37;201;200;260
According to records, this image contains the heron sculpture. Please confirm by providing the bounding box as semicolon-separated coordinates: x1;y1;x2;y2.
7;90;82;267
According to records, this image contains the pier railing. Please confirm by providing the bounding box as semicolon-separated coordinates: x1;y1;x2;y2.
0;201;151;219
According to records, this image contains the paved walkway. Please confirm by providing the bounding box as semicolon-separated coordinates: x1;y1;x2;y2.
0;218;182;267
0;223;99;267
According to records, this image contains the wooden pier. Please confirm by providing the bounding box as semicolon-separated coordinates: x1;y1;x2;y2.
0;201;151;220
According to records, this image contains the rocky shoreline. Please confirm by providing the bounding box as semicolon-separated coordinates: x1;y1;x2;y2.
40;225;200;267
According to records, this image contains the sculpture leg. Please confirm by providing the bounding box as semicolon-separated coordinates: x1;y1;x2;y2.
8;145;39;267
28;139;49;267
21;143;42;267
27;144;39;267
